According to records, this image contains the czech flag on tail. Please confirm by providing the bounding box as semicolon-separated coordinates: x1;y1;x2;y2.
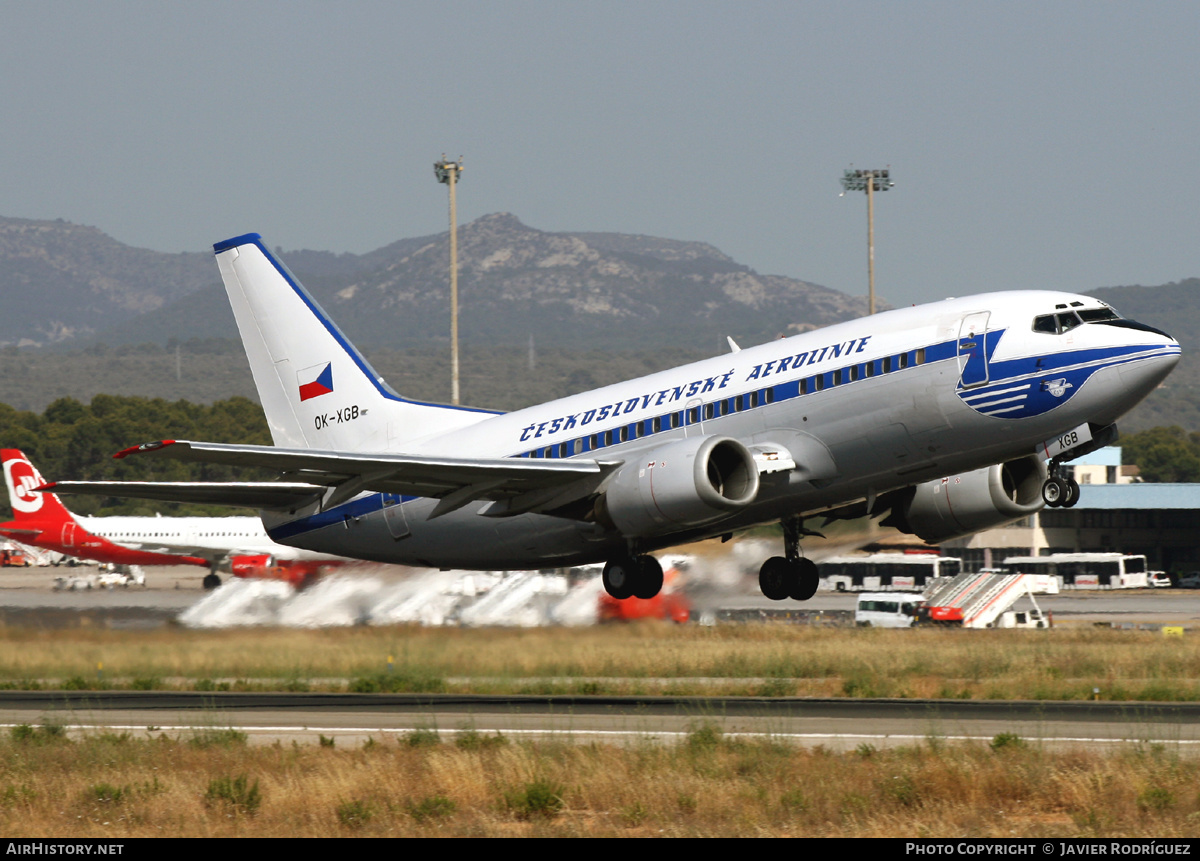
298;362;334;401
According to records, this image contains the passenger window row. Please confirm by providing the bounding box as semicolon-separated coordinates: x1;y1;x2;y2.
521;347;930;459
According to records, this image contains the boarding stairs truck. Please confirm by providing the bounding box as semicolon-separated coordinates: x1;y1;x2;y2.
921;571;1054;629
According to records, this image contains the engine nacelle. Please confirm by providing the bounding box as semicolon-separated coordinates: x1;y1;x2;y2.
598;435;760;537
889;455;1047;544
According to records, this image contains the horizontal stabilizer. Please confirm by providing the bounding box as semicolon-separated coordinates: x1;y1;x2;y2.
40;481;324;511
0;524;44;537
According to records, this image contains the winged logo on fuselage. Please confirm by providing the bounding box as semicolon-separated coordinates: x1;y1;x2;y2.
1041;378;1073;398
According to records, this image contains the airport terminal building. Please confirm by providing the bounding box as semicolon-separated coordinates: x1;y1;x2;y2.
941;448;1200;576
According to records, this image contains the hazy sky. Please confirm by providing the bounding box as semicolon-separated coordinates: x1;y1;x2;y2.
2;1;1198;307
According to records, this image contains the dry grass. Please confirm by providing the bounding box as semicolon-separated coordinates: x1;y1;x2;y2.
0;624;1197;701
1;722;1199;837
3;624;1199;837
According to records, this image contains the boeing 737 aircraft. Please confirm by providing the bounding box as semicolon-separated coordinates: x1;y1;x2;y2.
2;449;346;587
43;233;1181;602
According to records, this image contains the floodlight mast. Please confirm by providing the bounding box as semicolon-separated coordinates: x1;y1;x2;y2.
840;167;894;315
434;156;464;404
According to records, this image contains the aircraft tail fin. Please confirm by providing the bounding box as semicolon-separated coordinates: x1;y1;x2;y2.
1;450;77;524
213;234;494;452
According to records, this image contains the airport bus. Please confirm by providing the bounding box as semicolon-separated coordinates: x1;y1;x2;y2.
817;552;962;592
999;553;1149;589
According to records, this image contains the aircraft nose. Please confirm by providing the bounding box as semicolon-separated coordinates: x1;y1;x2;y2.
1116;335;1180;395
1123;317;1176;342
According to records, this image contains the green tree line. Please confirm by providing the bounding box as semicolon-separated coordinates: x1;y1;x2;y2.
1121;426;1200;483
0;394;270;517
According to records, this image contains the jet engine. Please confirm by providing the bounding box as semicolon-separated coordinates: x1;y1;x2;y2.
597;435;759;537
884;455;1047;544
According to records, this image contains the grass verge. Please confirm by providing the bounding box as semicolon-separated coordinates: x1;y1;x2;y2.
0;624;1196;701
1;723;1198;836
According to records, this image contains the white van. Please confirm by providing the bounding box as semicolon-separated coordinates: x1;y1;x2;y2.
855;592;925;628
994;608;1051;628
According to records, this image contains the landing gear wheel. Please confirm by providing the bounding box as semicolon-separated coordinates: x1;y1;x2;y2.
1062;477;1080;508
202;573;222;591
759;556;791;601
789;557;819;601
632;555;664;600
1042;477;1067;507
602;558;636;600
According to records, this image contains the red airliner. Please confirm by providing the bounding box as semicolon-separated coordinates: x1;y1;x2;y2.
0;449;208;569
1;449;346;588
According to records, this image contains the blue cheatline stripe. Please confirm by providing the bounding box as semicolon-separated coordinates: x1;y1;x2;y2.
212;234;501;417
266;492;419;542
981;343;1172;383
956;343;1179;420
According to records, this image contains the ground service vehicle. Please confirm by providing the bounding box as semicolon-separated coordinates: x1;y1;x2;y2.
1001;553;1149;589
923;571;1052;627
819;552;961;592
855;593;925;627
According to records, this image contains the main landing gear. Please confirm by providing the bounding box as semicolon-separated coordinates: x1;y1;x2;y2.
602;554;664;600
203;561;222;591
1041;461;1079;509
758;516;820;601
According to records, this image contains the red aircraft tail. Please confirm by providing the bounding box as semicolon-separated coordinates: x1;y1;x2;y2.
1;449;78;525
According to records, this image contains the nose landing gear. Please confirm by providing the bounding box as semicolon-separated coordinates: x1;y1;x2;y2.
758;516;821;601
1041;462;1080;508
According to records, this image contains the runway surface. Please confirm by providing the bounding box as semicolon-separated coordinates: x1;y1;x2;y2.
2;691;1197;752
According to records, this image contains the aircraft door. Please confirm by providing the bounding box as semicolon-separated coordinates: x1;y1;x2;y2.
684;398;703;437
958;312;991;389
61;522;77;549
381;494;411;540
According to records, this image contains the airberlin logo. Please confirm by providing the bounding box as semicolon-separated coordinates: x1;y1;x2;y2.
3;458;44;513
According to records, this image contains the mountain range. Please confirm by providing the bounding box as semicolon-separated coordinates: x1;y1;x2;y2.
0;213;869;352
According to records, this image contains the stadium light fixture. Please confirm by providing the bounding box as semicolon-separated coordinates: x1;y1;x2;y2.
840;167;894;315
434;156;464;404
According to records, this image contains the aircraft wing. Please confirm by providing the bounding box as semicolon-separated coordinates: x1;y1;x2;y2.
59;439;622;518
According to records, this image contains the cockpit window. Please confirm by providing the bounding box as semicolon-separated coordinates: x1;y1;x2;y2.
1033;315;1058;334
1034;303;1171;339
1078;307;1120;323
1056;312;1082;332
1034;310;1091;334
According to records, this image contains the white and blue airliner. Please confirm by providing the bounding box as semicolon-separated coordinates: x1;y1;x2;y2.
45;234;1181;602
